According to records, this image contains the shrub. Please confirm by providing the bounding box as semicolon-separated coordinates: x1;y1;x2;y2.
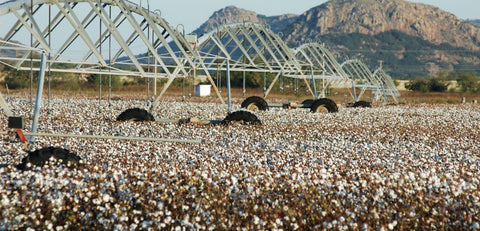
3;68;34;89
405;78;449;93
87;74;123;89
457;72;479;93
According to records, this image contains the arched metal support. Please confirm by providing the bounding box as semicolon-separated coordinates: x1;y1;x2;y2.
294;43;352;99
0;1;400;109
196;23;315;99
341;59;396;103
373;67;401;103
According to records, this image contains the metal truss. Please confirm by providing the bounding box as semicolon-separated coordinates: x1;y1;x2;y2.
0;0;400;107
0;0;194;78
195;23;315;98
341;59;395;103
373;67;400;103
0;0;228;110
293;42;352;98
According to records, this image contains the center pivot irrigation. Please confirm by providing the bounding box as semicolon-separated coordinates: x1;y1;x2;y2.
0;0;399;169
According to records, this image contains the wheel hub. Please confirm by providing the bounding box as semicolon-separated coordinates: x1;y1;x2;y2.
247;103;259;111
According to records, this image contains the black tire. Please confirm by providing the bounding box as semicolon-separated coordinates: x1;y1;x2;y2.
16;147;81;170
310;98;338;113
222;110;262;125
117;108;155;122
301;99;314;109
353;101;372;108
241;96;268;111
301;99;314;105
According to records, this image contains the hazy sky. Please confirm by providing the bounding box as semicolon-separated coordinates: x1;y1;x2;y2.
131;0;479;33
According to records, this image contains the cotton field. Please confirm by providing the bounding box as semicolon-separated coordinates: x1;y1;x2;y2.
1;97;479;230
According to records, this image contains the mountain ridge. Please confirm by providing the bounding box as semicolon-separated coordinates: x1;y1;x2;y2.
193;6;298;36
284;0;480;50
193;0;480;78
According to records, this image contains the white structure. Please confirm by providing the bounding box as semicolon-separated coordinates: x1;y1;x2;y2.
195;84;211;97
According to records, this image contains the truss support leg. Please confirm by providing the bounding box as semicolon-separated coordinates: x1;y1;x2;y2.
264;72;282;99
226;59;231;112
242;70;246;97
28;51;47;147
150;76;176;113
199;61;225;105
351;78;358;102
310;66;318;99
303;76;315;99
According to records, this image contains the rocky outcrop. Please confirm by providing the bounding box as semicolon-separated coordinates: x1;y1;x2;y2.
192;6;297;35
284;0;480;50
192;1;480;77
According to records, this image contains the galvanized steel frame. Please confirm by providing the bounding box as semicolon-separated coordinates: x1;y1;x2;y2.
341;59;392;103
0;0;399;106
293;42;352;98
195;23;316;99
373;67;400;103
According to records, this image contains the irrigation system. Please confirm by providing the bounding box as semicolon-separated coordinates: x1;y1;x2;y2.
0;0;400;150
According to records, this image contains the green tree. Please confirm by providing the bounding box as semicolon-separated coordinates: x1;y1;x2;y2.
405;77;449;93
457;72;479;93
429;78;449;92
87;74;123;89
3;67;33;89
405;78;430;93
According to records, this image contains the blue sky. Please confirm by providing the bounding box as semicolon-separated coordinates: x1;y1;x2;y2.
133;0;479;33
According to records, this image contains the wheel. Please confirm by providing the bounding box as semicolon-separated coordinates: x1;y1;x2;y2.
353;101;372;108
301;99;314;105
310;98;338;113
16;147;81;170
117;108;155;122
241;96;268;111
222;110;262;125
301;99;314;108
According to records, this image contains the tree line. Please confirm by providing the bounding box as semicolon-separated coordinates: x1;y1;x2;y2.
2;63;478;94
405;72;480;93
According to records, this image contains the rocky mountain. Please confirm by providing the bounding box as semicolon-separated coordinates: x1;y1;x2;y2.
285;0;480;50
193;0;480;78
193;6;297;36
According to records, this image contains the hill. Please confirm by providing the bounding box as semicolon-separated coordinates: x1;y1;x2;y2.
193;0;480;78
193;6;297;36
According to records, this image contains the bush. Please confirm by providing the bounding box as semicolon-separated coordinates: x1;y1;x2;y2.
50;75;83;91
457;72;479;93
405;78;449;93
4;75;32;89
429;78;449;92
87;74;123;89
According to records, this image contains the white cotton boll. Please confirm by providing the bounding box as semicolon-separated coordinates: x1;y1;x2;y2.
389;190;397;199
409;210;416;218
157;201;164;210
46;222;53;230
253;216;260;225
420;171;429;179
102;194;111;203
230;176;238;185
1;197;10;206
388;221;397;230
275;218;283;227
